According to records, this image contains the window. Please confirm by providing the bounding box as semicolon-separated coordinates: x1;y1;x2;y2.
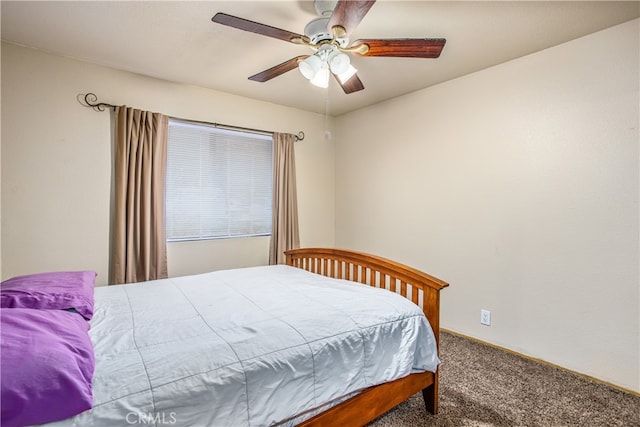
166;119;273;241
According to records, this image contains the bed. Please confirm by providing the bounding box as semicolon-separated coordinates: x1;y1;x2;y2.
1;248;448;427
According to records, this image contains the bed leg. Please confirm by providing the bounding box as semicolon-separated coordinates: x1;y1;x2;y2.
422;371;439;414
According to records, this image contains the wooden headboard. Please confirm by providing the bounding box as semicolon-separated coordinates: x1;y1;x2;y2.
285;248;449;346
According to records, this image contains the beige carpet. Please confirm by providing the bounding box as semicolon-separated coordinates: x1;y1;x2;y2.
369;331;640;426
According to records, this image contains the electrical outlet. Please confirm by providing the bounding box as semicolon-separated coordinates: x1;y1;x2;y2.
480;309;491;326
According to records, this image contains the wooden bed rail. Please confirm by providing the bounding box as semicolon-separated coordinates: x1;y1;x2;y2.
285;248;449;346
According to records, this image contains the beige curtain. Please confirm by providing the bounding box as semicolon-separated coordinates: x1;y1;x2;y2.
111;106;169;284
269;133;300;265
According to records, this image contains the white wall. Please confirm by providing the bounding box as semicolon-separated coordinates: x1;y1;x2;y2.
334;19;639;392
1;42;335;285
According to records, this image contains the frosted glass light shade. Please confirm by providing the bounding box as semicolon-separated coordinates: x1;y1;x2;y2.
311;66;330;88
328;51;351;75
299;55;322;80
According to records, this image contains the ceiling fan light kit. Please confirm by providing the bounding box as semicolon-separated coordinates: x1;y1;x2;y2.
299;54;322;80
327;49;351;75
211;0;446;94
299;44;357;87
310;64;330;88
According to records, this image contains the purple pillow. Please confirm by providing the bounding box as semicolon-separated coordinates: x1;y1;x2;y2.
0;271;96;319
1;308;95;426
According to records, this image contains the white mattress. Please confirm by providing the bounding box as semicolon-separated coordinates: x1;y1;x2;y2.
47;265;439;426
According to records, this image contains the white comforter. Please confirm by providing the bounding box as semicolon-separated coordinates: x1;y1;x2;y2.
49;265;439;427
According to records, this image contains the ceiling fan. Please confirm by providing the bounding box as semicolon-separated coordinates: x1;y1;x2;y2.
211;0;446;94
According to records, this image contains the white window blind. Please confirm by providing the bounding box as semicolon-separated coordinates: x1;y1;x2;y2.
166;119;273;241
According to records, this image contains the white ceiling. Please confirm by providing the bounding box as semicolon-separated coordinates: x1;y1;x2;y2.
2;1;638;116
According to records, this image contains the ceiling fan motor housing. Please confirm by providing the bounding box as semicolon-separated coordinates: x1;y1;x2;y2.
306;0;343;44
313;0;338;16
304;17;333;44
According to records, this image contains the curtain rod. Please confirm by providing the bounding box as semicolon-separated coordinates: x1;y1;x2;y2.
81;93;305;142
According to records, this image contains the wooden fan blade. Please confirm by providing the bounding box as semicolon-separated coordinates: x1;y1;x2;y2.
327;0;376;38
212;13;305;43
352;38;446;58
333;73;365;94
249;56;308;82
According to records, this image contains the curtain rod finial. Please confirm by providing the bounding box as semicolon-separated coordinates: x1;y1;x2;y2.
81;93;116;112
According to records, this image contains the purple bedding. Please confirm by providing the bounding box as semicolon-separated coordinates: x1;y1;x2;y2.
0;271;96;319
1;308;95;426
1;271;97;426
